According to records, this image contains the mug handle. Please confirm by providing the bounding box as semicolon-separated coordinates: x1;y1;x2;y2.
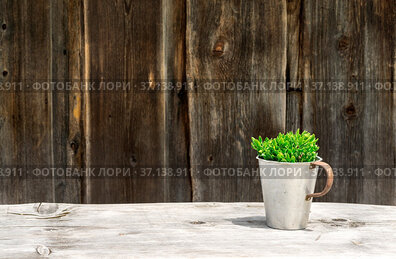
305;161;334;201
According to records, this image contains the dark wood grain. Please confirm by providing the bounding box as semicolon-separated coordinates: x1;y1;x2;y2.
0;0;54;203
0;0;394;205
51;0;84;203
187;0;287;201
83;0;190;203
0;0;85;203
286;0;303;132
294;0;395;205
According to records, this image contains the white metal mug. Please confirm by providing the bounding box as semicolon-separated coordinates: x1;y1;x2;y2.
257;156;333;230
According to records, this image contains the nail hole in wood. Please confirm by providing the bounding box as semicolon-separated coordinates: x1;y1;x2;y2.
2;70;8;77
130;155;137;167
1;24;6;30
63;49;67;55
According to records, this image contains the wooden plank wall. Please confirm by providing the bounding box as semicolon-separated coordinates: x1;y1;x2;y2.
187;0;287;201
0;1;54;203
0;0;394;204
83;0;190;203
286;0;395;204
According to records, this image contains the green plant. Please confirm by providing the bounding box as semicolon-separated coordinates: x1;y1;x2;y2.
251;129;319;162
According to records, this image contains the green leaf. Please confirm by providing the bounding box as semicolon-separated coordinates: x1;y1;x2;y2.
251;130;319;162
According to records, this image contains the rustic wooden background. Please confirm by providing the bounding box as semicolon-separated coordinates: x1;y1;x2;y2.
0;0;394;204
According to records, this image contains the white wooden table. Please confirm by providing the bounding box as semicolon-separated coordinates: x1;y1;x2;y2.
0;202;395;258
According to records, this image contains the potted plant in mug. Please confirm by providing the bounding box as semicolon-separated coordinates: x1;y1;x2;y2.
251;130;333;230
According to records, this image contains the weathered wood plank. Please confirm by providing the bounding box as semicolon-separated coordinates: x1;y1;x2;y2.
285;0;303;132
50;0;69;203
51;0;83;203
295;0;396;205
63;0;86;203
0;0;394;205
0;0;54;203
0;0;84;204
83;0;190;203
358;0;396;205
187;0;287;201
161;0;192;201
0;202;395;257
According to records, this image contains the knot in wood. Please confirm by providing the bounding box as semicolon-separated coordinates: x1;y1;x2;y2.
337;35;350;56
70;140;79;154
342;102;358;120
36;245;51;256
35;203;59;214
213;41;225;57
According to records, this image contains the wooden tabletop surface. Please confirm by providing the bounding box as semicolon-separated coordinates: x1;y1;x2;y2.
0;202;395;258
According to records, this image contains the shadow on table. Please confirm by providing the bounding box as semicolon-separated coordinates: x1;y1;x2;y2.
227;216;269;229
